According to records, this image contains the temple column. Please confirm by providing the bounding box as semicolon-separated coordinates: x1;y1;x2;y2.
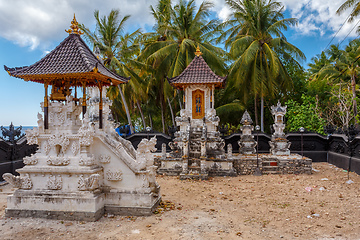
99;83;103;129
44;82;49;129
82;82;87;118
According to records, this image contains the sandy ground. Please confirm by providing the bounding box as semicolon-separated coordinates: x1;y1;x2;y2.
0;162;359;240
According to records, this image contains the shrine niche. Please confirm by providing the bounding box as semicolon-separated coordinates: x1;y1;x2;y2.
3;15;160;221
192;89;204;119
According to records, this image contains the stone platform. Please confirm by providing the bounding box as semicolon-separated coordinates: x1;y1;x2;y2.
157;153;312;177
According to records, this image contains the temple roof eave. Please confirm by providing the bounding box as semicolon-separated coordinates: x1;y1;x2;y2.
169;80;226;90
167;55;227;90
4;32;130;86
4;66;130;86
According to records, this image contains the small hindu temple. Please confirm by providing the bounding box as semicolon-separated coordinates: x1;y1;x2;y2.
2;16;160;221
158;47;236;179
157;48;312;178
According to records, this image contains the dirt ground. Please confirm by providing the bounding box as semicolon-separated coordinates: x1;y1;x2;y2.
0;162;359;240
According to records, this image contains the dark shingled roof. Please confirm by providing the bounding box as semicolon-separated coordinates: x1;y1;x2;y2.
4;33;130;86
167;55;226;90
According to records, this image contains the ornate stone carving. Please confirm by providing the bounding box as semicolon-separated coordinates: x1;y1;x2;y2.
48;133;70;151
227;144;233;159
3;173;22;188
79;155;95;166
21;174;33;189
172;163;182;169
44;140;51;155
78;119;95;146
47;156;70;166
211;162;222;169
99;154;111;164
71;141;80;156
47;175;62;190
269;101;290;156
136;136;157;170
25;128;39;145
78;174;100;191
2;173;33;189
23;155;38;165
49;111;66;126
106;170;122;181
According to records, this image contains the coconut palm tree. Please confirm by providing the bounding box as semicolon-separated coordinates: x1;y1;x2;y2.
219;0;305;131
337;0;360;25
80;9;143;133
139;0;227;132
315;40;360;123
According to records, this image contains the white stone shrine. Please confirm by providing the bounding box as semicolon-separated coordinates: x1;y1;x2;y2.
3;16;160;221
158;47;236;179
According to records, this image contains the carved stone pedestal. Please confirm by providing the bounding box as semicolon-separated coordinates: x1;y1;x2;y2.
269;140;291;156
3;100;161;221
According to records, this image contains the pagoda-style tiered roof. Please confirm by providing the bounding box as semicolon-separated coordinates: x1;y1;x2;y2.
4;15;129;86
168;47;226;90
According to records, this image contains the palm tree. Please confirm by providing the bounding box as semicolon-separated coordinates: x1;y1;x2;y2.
337;0;360;24
219;0;305;131
315;40;360;123
139;0;227;132
80;9;143;133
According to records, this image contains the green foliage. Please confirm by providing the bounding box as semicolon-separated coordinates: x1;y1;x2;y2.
285;95;326;134
216;101;245;125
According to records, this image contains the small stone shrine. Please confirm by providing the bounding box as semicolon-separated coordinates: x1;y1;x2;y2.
238;110;257;155
269;101;291;155
158;47;236;179
2;16;160;221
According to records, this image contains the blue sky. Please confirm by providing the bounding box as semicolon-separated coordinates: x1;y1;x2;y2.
0;0;358;126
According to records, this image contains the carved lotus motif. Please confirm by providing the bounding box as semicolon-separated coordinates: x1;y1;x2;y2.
47;156;70;166
23;155;38;165
79;155;95;166
47;175;62;190
106;170;122;181
99;154;111;164
78;174;100;191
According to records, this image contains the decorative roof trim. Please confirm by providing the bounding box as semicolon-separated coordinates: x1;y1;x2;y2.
65;14;83;35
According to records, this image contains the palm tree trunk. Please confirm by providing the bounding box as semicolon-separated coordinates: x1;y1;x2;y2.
149;113;153;129
351;75;358;125
254;95;258;126
137;100;146;129
117;85;134;133
261;96;264;132
160;80;166;133
167;97;176;127
177;89;183;109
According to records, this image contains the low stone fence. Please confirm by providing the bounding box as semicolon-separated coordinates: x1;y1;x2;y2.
0;136;37;181
233;154;311;175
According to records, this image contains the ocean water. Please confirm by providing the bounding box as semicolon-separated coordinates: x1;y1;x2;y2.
0;126;35;139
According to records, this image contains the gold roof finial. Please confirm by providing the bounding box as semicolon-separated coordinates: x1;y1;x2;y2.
65;14;83;35
195;45;202;56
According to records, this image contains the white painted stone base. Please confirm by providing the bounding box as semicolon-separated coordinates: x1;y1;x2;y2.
5;190;161;221
6;190;105;221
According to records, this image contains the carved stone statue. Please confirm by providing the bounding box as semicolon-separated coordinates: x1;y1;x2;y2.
238;111;257;154
269;101;291;155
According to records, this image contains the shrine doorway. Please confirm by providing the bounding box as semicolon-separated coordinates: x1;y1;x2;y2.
192;89;205;119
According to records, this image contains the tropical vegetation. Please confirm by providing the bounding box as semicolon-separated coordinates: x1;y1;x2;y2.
79;0;360;135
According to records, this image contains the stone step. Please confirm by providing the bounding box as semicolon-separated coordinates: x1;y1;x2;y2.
263;170;279;174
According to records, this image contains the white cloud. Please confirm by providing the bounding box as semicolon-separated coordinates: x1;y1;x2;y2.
1;0;358;50
0;0;157;50
283;0;359;40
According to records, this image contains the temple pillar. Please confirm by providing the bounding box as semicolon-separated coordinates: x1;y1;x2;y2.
44;82;49;129
99;84;103;129
82;82;87;118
